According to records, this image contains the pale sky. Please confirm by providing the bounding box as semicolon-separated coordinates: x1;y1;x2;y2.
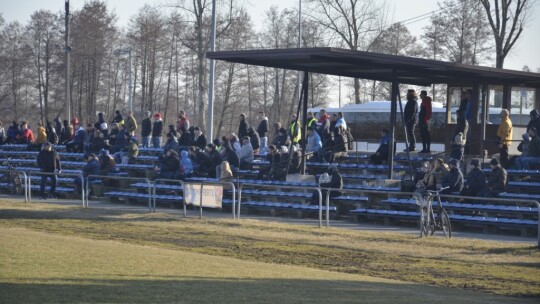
1;0;539;71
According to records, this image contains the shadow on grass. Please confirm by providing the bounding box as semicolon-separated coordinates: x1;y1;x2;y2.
0;277;532;304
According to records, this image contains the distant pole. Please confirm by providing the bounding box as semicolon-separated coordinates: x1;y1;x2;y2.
64;0;71;121
297;0;302;102
207;0;217;141
128;49;133;112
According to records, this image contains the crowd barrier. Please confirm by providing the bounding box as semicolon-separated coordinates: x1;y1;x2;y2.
0;169;28;202
27;171;85;206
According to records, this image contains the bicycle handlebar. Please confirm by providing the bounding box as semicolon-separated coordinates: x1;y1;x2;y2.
425;187;450;194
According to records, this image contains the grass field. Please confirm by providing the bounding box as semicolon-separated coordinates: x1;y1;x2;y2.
0;199;539;303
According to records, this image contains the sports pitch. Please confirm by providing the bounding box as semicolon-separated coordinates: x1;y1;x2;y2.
0;199;539;303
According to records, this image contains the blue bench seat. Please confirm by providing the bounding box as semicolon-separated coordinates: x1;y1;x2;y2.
232;200;336;212
103;191;182;201
381;198;538;214
0;182;74;193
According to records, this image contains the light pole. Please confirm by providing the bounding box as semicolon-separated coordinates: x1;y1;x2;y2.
114;48;133;112
207;0;217;141
64;0;71;121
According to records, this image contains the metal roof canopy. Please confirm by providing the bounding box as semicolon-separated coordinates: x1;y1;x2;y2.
207;47;540;87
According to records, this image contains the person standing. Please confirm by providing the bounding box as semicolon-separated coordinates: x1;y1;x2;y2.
176;110;190;132
37;142;61;199
124;111;138;134
419;90;432;153
152;113;163;148
141;111;152;148
404;89;419;152
238;113;249;139
256;111;269;150
497;109;513;168
288;114;301;150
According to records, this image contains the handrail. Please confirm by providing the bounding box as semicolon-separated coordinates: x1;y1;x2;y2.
0;169;28;202
27;171;85;206
182;180;236;219
436;193;540;249
320;187;423;227
153;178;184;213
86;175;152;212
237;182;324;227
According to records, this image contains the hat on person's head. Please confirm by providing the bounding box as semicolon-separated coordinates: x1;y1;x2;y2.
469;159;480;167
146;111;152;117
328;163;338;171
490;158;500;166
448;158;459;167
242;136;250;141
530;109;539;118
71;117;79;125
154;112;161;118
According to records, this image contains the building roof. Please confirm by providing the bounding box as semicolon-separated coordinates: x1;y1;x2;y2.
207;47;540;87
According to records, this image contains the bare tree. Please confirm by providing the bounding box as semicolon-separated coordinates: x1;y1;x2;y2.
307;0;388;103
479;0;534;68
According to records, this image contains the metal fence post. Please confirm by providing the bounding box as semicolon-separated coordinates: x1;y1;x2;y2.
237;184;243;219
199;182;204;219
228;182;236;219
28;172;32;203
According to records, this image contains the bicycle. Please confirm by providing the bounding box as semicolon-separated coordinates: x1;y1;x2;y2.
1;158;23;195
418;187;452;238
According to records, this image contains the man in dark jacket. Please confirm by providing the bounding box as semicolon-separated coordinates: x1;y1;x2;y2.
193;127;207;150
256;111;269;149
478;158;507;197
248;127;260;152
404;89;419;152
98;148;117;175
37;142;61;199
152;113;163;148
515;127;540;170
206;144;223;178
419;90;432;153
158;149;180;179
75;153;100;194
461;159;485;197
141;111;152;148
238;113;249;139
441;158;463;194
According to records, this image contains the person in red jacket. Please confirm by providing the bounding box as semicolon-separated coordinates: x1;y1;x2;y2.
17;121;34;144
419;90;432;153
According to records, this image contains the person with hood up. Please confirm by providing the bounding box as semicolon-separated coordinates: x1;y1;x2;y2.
158;149;180;179
162;132;180;155
311;164;343;205
98;148;117;175
247;127;260;153
111;110;124;125
152;113;163;148
404;89;419;151
238;136;254;169
180;150;193;179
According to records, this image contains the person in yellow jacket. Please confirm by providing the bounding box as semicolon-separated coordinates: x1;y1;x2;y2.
288;114;301;148
35;122;47;144
124;111;138;134
497;109;513;168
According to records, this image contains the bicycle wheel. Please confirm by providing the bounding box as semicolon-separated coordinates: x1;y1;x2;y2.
420;207;430;237
441;209;452;238
10;174;22;195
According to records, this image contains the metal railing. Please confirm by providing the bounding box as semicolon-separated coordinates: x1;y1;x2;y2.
85;175;152;211
436;193;540;248
153;178;184;213
183;180;236;219
237;183;324;227
0;169;28;202
28;171;85;206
